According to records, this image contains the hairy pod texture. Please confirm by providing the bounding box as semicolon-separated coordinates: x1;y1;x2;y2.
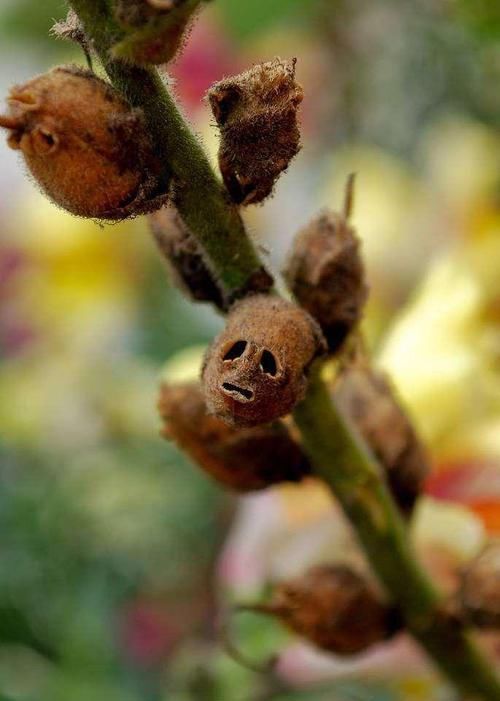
0;66;169;220
113;0;204;64
333;363;430;515
460;544;500;628
284;209;368;353
149;207;225;309
264;565;399;655
208;58;303;205
202;295;326;428
158;382;310;491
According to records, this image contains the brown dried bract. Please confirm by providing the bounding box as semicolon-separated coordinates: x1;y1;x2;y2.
149;207;224;309
333;362;430;515
0;66;169;220
460;544;500;628
266;565;399;655
158;382;310;491
208;58;303;205
202;295;326;427
284;207;368;353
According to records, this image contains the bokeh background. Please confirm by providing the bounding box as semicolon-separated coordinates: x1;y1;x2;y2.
0;1;499;699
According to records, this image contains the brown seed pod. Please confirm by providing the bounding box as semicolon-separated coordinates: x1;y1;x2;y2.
158;382;310;491
113;0;204;65
149;207;225;309
0;66;169;220
460;544;500;628
258;565;399;655
202;295;326;428
333;362;430;515
284;204;368;353
208;58;303;205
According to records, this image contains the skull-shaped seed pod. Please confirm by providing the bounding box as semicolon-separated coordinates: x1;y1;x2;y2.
208;58;303;205
0;66;169;220
255;565;400;655
113;0;205;65
333;362;430;515
149;207;225;309
284;206;368;353
460;544;500;628
158;382;311;491
202;295;326;428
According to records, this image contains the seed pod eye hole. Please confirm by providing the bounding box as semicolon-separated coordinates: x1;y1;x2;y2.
223;340;247;361
259;349;277;376
32;126;58;155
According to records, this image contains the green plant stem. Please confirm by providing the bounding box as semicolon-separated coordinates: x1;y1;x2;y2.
69;0;268;302
68;2;500;698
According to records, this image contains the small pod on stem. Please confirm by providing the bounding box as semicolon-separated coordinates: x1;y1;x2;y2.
202;295;326;428
158;382;310;491
284;179;368;353
208;58;303;205
0;66;169;220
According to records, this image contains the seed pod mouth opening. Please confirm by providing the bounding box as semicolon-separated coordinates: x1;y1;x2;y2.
221;382;254;402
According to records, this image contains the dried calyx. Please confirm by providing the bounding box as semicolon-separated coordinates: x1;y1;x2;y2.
240;565;400;655
460;544;500;628
113;0;205;64
208;58;303;206
284;178;368;353
158;382;311;491
333;356;430;515
0;66;169;220
202;295;326;428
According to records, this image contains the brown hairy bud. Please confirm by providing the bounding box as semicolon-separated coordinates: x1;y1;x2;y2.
113;0;204;65
158;382;310;491
258;565;399;655
460;544;500;628
202;295;326;427
0;66;169;220
333;362;430;515
149;207;224;309
208;58;303;205
284;197;368;353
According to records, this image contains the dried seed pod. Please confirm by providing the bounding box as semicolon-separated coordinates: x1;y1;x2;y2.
158;382;310;491
208;58;303;205
149;207;224;309
113;0;204;65
51;9;90;56
460;544;500;628
333;363;430;515
284;205;368;353
258;565;399;655
0;66;169;220
202;295;325;427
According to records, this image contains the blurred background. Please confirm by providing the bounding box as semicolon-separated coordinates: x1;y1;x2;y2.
0;1;499;699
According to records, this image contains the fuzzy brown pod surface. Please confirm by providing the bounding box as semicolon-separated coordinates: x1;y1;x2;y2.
0;66;169;219
202;295;325;427
333;363;430;515
158;382;310;490
284;209;368;353
208;58;303;205
261;565;399;655
460;544;500;628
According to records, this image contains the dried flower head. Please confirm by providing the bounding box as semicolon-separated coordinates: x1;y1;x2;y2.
262;565;399;655
333;362;430;514
460;544;500;628
0;66;169;219
113;0;204;64
202;295;325;427
208;58;303;205
284;197;368;353
149;207;224;309
158;382;310;491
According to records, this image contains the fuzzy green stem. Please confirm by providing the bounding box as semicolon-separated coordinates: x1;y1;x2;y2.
69;0;269;301
67;2;500;698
